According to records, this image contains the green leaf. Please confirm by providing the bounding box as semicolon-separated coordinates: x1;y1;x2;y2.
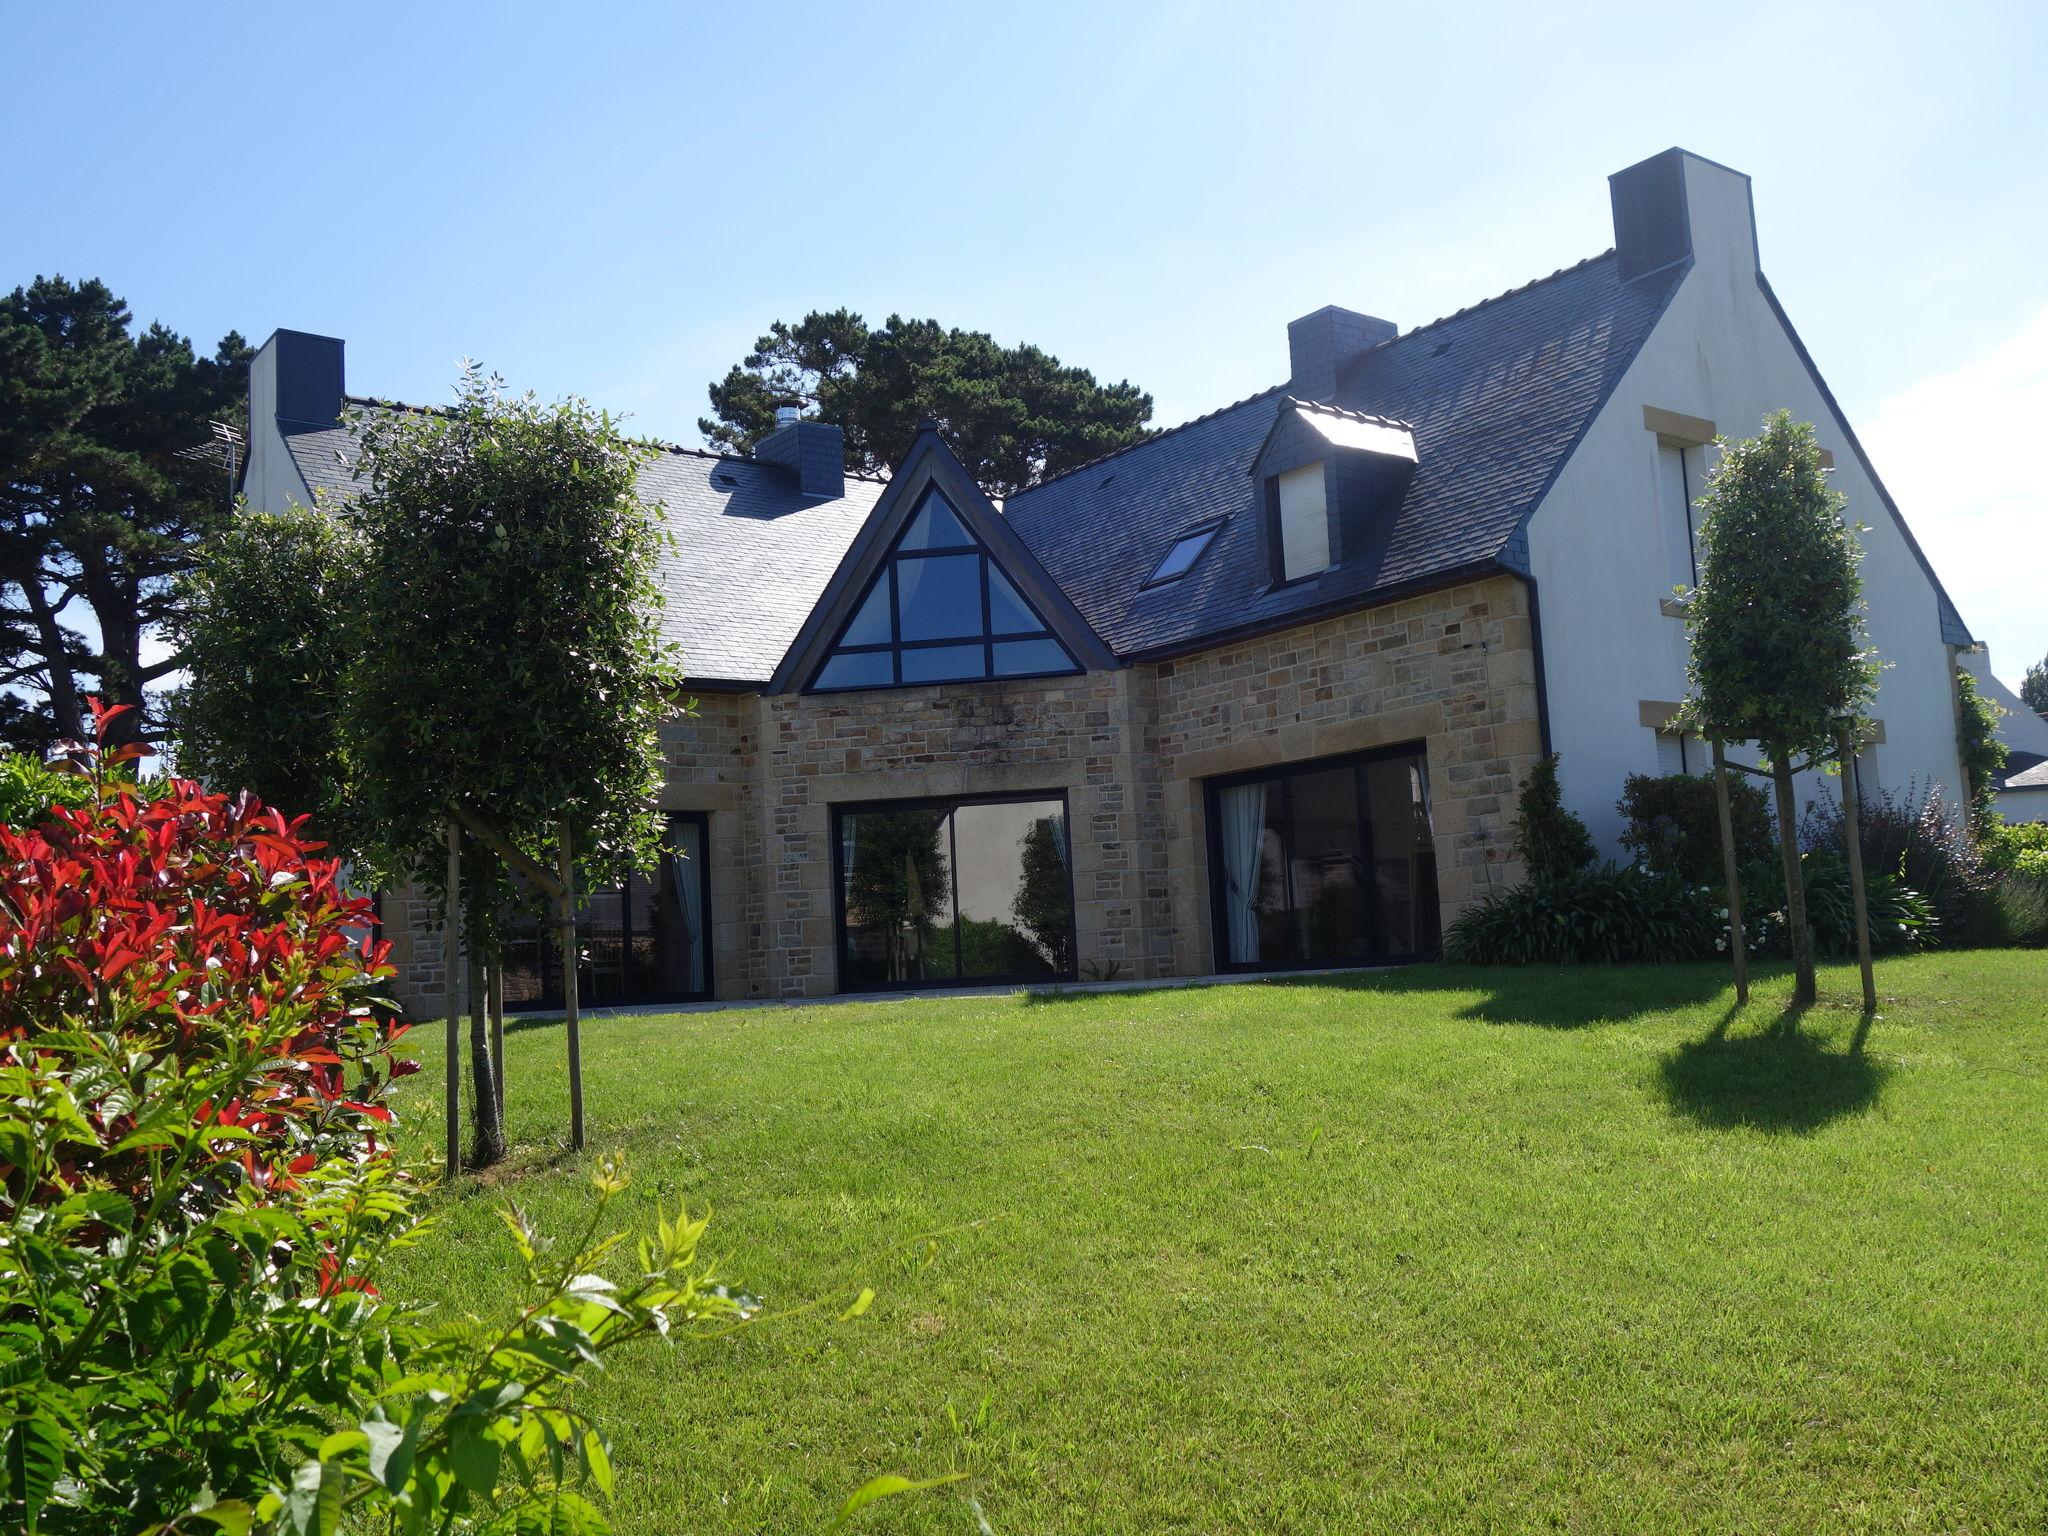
279;1460;345;1536
828;1471;970;1531
837;1287;876;1323
579;1428;612;1496
363;1403;425;1493
4;1414;64;1534
449;1420;503;1496
182;1499;256;1536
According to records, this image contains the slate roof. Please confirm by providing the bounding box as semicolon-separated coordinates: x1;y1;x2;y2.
280;405;885;685
1002;250;1686;657
2005;759;2048;791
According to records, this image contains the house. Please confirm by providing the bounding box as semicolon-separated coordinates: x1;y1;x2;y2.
241;148;1979;1014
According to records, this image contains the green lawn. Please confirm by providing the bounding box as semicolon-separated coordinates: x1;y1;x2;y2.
387;954;2048;1534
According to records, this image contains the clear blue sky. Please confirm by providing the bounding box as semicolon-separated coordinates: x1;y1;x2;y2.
7;1;2045;684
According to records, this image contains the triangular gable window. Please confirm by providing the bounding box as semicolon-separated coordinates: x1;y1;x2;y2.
811;487;1081;691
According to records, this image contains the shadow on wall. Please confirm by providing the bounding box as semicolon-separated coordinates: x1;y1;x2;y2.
1656;1006;1886;1135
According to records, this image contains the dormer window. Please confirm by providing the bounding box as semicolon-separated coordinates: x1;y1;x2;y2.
1144;520;1223;588
811;487;1081;691
1248;399;1418;591
1274;464;1331;583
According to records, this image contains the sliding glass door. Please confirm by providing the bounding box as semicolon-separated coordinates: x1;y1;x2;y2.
500;812;713;1009
1207;745;1438;972
835;793;1074;990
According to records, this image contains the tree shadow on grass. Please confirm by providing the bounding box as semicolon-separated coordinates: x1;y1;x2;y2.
1658;1006;1886;1133
1024;961;1749;1029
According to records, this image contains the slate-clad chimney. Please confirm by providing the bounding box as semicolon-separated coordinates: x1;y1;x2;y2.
1286;305;1398;402
754;416;846;499
251;328;345;430
1610;147;1757;283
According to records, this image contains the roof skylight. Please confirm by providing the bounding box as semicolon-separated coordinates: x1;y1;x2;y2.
1144;522;1222;587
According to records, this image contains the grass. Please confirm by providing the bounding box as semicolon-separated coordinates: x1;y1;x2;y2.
387;953;2048;1533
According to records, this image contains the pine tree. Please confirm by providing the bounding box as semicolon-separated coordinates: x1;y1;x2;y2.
701;309;1154;497
0;275;250;747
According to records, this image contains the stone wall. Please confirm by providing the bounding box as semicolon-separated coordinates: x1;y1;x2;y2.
377;575;1538;1014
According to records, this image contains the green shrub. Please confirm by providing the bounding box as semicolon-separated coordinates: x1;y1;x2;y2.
1801;780;1991;940
1742;850;1933;958
1617;770;1773;884
1512;754;1597;882
1443;864;1720;965
0;709;754;1535
0;751;87;828
1983;819;2048;880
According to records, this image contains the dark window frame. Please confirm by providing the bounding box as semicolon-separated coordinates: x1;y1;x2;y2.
811;486;1082;693
1203;742;1438;974
830;787;1079;993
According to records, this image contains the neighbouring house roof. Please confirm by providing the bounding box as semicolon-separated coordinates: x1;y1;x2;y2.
1001;250;1687;657
279;404;885;685
2004;758;2048;791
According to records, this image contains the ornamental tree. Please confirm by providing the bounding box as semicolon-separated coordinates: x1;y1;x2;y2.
1682;411;1880;1007
172;505;361;846
177;367;678;1170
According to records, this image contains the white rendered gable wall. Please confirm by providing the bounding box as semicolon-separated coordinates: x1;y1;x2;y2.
1525;153;1968;853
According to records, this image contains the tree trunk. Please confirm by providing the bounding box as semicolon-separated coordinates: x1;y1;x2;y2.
467;943;506;1167
1710;739;1748;1006
443;820;462;1177
18;574;84;743
489;961;506;1116
1838;726;1877;1014
1770;755;1817;1007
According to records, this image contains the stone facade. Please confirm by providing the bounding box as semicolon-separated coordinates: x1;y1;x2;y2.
380;574;1539;1014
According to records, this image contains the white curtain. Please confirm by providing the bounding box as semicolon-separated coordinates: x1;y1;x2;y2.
670;821;705;994
1219;782;1268;965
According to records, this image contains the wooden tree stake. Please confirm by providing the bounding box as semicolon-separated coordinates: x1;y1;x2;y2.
559;820;584;1151
1839;725;1878;1014
443;818;462;1178
1710;738;1748;1007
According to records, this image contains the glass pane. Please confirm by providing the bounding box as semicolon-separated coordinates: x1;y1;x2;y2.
1366;755;1438;958
1149;528;1215;584
992;638;1075;677
986;565;1041;635
841;809;956;986
1287;766;1368;965
631;816;707;999
576;883;629;1005
896;553;984;640
899;492;974;550
946;800;1070;979
1216;780;1289;966
841;580;893;646
901;644;987;683
816;650;894;689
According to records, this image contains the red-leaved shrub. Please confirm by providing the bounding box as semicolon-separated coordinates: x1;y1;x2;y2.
0;699;405;1221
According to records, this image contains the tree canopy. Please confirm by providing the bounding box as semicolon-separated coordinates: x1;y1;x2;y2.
172;505;359;842
2023;652;2048;716
0;274;249;747
1682;411;1879;759
342;368;676;899
699;309;1154;497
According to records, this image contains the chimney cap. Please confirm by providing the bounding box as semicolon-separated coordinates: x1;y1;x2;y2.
773;403;801;429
